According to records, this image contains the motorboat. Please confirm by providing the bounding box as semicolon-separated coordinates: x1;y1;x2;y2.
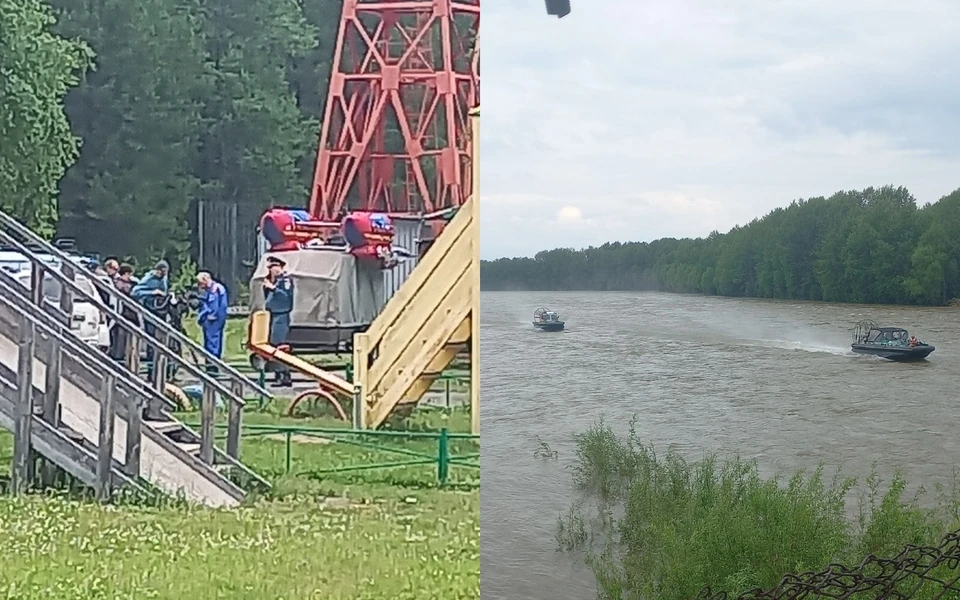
851;319;934;361
533;307;565;331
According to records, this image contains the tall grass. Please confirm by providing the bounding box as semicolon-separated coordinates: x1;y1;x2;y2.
556;418;960;600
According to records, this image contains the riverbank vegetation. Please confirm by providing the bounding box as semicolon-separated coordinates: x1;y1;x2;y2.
557;418;960;599
482;185;960;306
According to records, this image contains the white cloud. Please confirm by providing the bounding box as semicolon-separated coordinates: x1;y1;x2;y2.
555;206;583;222
479;0;960;259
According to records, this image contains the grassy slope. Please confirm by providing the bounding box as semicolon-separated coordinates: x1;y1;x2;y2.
0;324;479;599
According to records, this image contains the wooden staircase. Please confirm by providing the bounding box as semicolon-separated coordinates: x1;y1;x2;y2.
352;107;480;432
0;278;267;506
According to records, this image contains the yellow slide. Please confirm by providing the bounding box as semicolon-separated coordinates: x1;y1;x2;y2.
246;310;355;399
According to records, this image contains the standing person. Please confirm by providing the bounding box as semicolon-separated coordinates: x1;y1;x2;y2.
196;271;228;374
93;258;120;305
108;264;138;363
263;256;294;387
131;260;170;381
132;260;170;310
103;258;119;280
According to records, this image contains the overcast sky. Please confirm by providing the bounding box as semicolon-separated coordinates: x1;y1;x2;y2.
479;0;960;259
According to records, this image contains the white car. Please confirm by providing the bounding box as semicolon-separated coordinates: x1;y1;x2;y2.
0;251;111;352
68;276;112;351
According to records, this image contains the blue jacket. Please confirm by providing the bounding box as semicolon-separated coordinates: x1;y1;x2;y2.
265;274;294;314
198;281;228;324
131;272;169;307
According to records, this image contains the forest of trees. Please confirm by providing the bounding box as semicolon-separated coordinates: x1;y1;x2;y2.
0;0;338;265
481;186;960;306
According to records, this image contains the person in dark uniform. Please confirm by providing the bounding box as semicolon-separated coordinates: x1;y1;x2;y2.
264;256;294;387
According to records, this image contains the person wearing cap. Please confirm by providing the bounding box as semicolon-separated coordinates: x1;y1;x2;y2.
263;255;294;387
132;259;170;381
196;271;228;372
132;260;170;306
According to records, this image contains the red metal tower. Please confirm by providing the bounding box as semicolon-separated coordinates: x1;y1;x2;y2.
309;0;480;221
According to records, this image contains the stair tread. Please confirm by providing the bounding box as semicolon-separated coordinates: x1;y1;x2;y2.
57;425;85;442
146;421;182;434
175;442;201;454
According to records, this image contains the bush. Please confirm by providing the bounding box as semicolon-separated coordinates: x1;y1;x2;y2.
557;418;954;600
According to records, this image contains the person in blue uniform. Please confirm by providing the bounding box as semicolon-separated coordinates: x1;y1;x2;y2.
131;260;170;382
196;271;228;374
264;256;294;387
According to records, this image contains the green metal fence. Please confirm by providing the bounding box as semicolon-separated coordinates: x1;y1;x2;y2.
190;422;479;486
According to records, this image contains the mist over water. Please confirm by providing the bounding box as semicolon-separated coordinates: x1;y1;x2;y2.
480;291;959;600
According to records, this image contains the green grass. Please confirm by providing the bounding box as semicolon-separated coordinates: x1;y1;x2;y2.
0;404;478;599
213;404;479;493
556;417;960;600
0;321;479;598
0;491;477;599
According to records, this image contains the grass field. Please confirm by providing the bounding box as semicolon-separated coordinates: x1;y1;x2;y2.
0;323;479;599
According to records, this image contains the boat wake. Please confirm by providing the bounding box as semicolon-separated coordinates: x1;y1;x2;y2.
759;339;854;356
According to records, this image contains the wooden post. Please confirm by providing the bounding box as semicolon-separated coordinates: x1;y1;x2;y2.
469;106;480;436
12;315;35;495
29;265;43;306
226;380;243;459
125;335;140;377
199;383;215;465
352;334;368;429
40;337;63;487
153;331;168;394
42;338;62;425
124;391;142;478
95;373;116;502
59;263;74;317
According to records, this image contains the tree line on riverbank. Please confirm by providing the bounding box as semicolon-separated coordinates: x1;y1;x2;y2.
1;0;338;263
481;185;960;305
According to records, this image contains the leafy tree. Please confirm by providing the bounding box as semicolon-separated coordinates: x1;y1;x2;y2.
49;0;211;261
289;0;341;191
0;0;91;236
44;0;325;272
481;185;960;306
191;0;318;235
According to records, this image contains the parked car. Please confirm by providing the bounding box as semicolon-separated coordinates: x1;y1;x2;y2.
0;250;111;352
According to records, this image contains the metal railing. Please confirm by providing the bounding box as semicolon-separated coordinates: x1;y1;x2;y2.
0;224;247;464
192;422;480;486
0;211;272;404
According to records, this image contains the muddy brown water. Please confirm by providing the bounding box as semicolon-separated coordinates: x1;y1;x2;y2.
480;291;960;599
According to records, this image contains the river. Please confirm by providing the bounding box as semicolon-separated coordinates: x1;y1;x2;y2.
479;291;960;600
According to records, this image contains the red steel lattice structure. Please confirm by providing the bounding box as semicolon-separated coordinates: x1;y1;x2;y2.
309;0;480;221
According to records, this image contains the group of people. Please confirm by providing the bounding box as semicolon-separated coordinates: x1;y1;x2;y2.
97;258;231;372
94;254;295;388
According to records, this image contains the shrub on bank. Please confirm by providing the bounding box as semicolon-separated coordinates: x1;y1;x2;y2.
557;418;955;600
